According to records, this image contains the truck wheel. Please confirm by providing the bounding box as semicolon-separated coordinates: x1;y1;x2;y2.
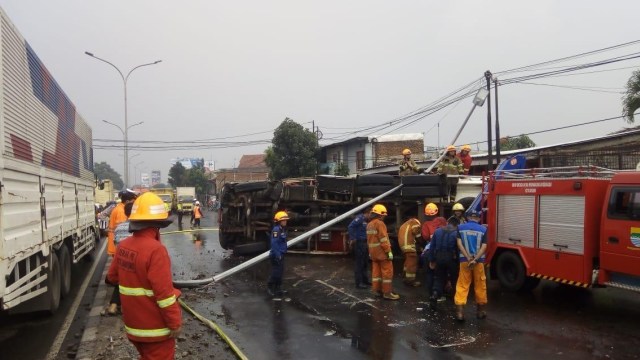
58;245;72;298
496;251;526;291
219;232;235;250
400;174;442;185
46;252;62;314
235;182;268;193
357;185;396;196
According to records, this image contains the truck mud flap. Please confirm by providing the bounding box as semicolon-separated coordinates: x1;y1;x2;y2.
233;241;268;255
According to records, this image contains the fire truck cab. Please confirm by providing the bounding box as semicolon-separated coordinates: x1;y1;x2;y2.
486;167;640;293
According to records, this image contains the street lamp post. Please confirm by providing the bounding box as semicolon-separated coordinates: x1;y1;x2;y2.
102;119;143;185
133;161;145;187
86;51;161;187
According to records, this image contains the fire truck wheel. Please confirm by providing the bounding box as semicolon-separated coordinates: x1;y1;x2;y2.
357;185;395;196
58;245;72;298
46;252;62;314
496;251;526;291
235;182;269;193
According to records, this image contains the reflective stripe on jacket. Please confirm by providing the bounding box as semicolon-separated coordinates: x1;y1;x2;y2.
398;218;421;253
367;218;391;261
107;227;182;343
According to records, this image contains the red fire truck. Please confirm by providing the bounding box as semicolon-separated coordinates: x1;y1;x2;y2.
486;166;640;293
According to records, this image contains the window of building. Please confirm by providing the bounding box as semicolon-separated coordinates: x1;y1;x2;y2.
356;151;365;170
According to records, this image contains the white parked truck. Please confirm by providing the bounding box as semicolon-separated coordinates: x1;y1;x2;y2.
0;8;97;314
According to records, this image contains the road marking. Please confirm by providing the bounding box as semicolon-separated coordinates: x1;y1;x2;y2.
161;228;218;235
426;335;476;348
46;241;107;360
315;280;379;310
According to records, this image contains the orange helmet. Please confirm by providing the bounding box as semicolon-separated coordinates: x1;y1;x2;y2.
424;203;438;216
371;204;388;216
446;145;456;152
274;211;289;222
129;192;172;230
402;149;412;156
461;144;471;152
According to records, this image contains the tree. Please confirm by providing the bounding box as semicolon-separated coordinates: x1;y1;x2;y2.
499;135;536;151
168;162;187;188
623;69;640;123
334;162;350;176
94;161;123;189
265;118;319;180
185;164;210;197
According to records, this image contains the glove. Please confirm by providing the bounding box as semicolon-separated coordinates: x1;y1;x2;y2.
388;251;393;260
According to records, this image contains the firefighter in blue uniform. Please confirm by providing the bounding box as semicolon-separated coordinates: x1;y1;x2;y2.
348;209;371;289
267;211;289;297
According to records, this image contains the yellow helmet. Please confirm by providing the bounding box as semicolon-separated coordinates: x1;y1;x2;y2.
452;203;465;211
371;204;388;216
446;145;457;152
274;211;289;222
129;192;172;230
402;148;412;156
461;144;471;152
424;203;438;216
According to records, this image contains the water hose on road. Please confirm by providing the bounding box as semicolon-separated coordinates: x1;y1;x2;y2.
179;299;249;360
172;184;403;288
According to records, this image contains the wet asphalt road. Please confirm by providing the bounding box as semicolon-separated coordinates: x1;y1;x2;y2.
167;211;640;359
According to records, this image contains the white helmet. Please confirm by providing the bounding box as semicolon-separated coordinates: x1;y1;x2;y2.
195;201;200;205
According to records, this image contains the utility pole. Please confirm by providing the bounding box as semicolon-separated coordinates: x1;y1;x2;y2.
485;70;493;172
494;76;501;165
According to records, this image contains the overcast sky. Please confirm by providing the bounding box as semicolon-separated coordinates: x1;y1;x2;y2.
1;1;639;184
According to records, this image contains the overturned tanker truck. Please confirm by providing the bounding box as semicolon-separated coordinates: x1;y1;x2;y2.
218;174;481;255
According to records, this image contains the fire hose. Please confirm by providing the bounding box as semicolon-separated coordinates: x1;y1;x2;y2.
172;184;403;288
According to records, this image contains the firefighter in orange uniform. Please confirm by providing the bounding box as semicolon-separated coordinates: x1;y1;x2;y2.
107;192;181;360
105;189;137;315
398;218;422;287
459;144;473;175
367;204;399;300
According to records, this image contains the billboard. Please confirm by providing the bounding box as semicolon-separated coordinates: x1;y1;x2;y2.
170;157;204;170
151;170;161;186
141;173;150;187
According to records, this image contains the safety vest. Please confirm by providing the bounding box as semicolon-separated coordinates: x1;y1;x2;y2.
107;203;128;255
398;218;421;253
367;218;391;261
107;228;182;343
194;205;202;219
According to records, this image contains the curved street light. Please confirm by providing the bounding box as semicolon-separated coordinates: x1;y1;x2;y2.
87;51;161;187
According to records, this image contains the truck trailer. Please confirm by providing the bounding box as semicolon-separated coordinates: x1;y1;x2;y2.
218;174;480;255
0;8;97;313
486;166;640;293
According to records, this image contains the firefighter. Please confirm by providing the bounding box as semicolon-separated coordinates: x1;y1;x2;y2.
106;192;181;359
459;144;473;175
455;209;488;321
428;217;460;307
191;200;203;229
347;208;371;289
398;148;423;176
437;145;464;202
268;211;289;297
104;189;137;316
421;203;447;297
449;203;467;225
398;217;422;287
367;204;399;300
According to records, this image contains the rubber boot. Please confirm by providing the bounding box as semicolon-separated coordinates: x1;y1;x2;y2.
267;284;275;297
383;292;400;300
476;304;487;319
455;305;465;321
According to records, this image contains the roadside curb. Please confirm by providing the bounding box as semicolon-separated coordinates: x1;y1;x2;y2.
75;257;112;360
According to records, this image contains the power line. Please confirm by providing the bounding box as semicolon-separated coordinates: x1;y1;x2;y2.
516;81;623;94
